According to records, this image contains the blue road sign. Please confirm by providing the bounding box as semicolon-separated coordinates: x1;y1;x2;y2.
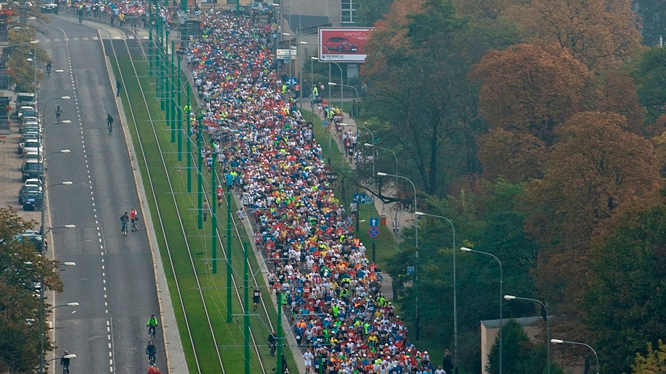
369;227;380;238
353;193;372;204
286;77;298;86
369;217;379;227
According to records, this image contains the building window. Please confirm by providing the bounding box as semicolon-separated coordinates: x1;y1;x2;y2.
341;0;355;23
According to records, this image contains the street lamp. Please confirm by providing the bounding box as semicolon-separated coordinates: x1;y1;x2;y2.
328;82;359;101
376;172;421;338
505;295;550;374
46;353;76;362
415;211;457;371
461;246;503;374
551;339;598;374
39;261;75;374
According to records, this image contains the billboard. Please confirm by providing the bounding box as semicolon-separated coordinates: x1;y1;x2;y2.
318;28;373;63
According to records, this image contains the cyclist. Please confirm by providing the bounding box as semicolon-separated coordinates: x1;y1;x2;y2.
147;314;158;337
130;208;138;231
106;113;114;133
60;350;70;373
268;331;277;356
55;105;62;121
146;340;156;365
120;212;129;235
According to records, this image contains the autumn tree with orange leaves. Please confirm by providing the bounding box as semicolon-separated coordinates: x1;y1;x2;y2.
508;0;643;72
525;111;661;310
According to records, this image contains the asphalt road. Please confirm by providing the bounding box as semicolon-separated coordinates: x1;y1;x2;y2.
38;16;167;374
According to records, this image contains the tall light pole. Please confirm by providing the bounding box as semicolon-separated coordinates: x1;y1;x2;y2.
376;172;420;338
461;246;503;374
551;339;598;374
505;295;550;374
39;260;76;374
415;211;457;371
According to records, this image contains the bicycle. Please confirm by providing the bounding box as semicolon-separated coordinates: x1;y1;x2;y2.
121;222;128;236
46;63;52;77
131;219;139;232
148;324;155;340
55;107;62;122
148;354;155;366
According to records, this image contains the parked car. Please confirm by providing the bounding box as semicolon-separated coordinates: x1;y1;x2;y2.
22;191;43;211
18;183;41;205
14;230;45;251
21;159;43;181
18;106;36;121
18;134;39;154
19;116;39;133
41;0;58;13
24;178;43;188
22;124;41;136
22;139;42;155
249;2;269;14
23;151;43;163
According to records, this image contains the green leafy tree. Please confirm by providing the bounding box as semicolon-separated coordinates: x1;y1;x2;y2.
355;0;394;26
0;208;62;373
584;201;666;374
632;47;666;126
486;319;535;374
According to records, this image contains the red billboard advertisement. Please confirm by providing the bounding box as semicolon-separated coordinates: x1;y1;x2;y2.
318;28;373;63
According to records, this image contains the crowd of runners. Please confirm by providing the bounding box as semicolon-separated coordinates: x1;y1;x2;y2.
185;9;443;374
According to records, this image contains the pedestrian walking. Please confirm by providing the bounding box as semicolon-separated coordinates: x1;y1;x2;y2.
203;201;210;221
116;79;122;97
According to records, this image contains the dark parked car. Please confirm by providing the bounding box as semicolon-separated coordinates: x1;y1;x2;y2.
18;184;41;205
14;230;45;251
21;159;43;181
23;191;43;211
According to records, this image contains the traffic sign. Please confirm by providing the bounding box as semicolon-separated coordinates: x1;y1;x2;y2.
369;217;379;227
286;77;298;86
353;193;372;204
369;227;379;238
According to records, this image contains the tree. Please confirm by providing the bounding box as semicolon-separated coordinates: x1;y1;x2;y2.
486;319;537;374
631;340;666;374
0;208;62;373
585;203;666;374
355;0;394;26
595;70;646;136
362;0;472;195
632;47;666;126
472;44;591;147
476;128;546;182
526;111;661;314
508;0;643;72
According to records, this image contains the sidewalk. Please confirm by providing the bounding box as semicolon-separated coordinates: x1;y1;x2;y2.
309;107;419;301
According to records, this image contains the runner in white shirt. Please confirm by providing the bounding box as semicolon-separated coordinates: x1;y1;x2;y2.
303;349;314;374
